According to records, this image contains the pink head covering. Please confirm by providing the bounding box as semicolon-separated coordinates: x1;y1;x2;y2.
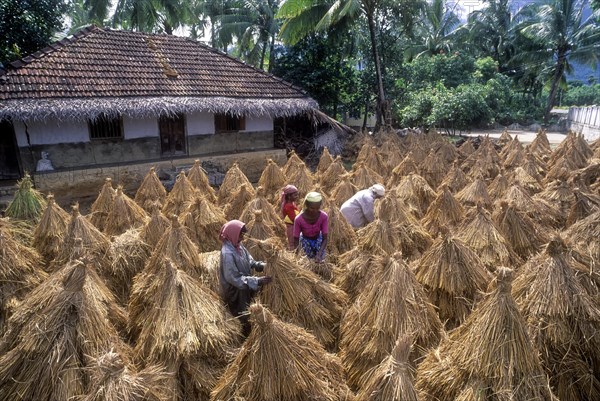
280;184;298;214
220;220;245;250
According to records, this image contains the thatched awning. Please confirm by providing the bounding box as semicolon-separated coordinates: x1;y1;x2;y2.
0;96;319;122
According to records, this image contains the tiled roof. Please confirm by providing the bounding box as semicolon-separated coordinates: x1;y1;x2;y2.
0;26;317;121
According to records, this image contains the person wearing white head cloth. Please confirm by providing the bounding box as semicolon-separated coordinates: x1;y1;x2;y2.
293;192;329;262
340;184;385;228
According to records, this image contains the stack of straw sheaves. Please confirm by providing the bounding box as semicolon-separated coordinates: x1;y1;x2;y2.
2;129;600;401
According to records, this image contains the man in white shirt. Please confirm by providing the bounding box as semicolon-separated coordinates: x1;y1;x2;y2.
340;184;385;228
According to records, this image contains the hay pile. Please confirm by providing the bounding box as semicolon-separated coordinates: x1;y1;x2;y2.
187;160;217;203
140;204;171;247
105;186;148;236
285;159;315;199
282;150;306;178
513;236;600;401
211;303;354;401
388;152;419;188
331;175;357;207
134;167;167;212
326;205;357;258
492;201;549;259
89;177;116;231
334;253;383;302
317;146;335;175
501;184;563;229
223;183;255;221
180;195;227;252
375;193;420;227
218;162;252;205
564;210;600;271
421;150;446;190
355;335;419;401
162;171;197;217
129;257;241;401
416;267;557;401
339;253;443;390
4;173;46;222
32;194;70;262
393;173;436;218
258;159;286;204
320;156;349;194
456;177;492;209
414;229;491;329
0;258;128;401
440;162;470;193
245;211;283;262
565;188;600;226
487;173;510;200
351;163;384;190
421;185;465;237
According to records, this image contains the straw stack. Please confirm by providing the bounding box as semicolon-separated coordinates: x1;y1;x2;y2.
282;150;306;178
331;175;358;207
421;185;465;237
162;171;197;217
105;186;148;237
334;253;383;302
134;167;167;212
107;228;152;304
317;146;335;175
513;236;600;401
509;166;543;194
218;162;253;205
416;267;557;401
421;150;446;190
456;177;492;209
285;159;315;200
487;173;510;199
357;219;432;262
351;163;384;190
129;257;241;401
458;139;476;158
388;152;420;188
180;195;227;252
355;335;419;401
564;210;600;271
414;229;491;329
565;189;600;227
363;145;389;178
32;194;70;262
375;192;420;227
326;205;357;258
0;224;47;333
81;350;170;401
320;156;349;195
440;162;471;193
245;211;283;262
393;173;436;218
501;184;563;229
223;182;255;221
187;160;217;203
0;258;129;401
258;159;286;204
89;177;116;232
527;129;552;159
538;179;574;215
140;204;171;247
211;303;354;401
4;173;46;222
252;239;348;349
339;254;443;390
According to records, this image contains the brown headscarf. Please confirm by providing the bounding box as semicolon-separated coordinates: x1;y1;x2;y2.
220;219;245;252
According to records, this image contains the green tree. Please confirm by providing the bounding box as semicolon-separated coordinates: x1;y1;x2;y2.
517;0;600;122
0;0;69;65
112;0;191;34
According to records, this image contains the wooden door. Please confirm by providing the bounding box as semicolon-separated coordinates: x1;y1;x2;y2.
0;120;21;180
159;114;186;156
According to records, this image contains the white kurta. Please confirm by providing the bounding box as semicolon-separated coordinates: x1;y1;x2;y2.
340;189;377;228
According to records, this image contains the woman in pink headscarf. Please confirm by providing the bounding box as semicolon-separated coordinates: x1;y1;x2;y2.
280;184;299;250
219;219;271;335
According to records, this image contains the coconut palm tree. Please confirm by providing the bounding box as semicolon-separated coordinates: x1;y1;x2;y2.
112;0;191;34
516;0;600;122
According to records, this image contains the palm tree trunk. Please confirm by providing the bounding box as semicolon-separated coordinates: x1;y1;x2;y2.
366;9;388;132
259;36;268;70
544;49;567;123
268;34;275;73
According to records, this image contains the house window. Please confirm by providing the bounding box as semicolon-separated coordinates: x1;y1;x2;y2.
215;113;245;133
88;114;123;140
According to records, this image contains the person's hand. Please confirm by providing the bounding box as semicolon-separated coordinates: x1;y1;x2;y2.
316;250;325;263
255;262;266;272
258;276;272;286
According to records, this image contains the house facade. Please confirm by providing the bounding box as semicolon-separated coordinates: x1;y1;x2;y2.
0;26;317;189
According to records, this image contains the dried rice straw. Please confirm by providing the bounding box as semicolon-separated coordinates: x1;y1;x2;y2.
4;173;46;222
105;186;148;236
187;160;218;204
134;167;167;212
492;201;549;259
223;183;255;221
32;193;70;262
421;185;465;237
162;171;197;217
317;146;335;175
140;203;171;247
180;195;227;252
89;177;116;232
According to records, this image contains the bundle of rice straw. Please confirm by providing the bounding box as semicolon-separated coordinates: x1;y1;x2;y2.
134;167;167;212
456;177;492;209
252;239;348;349
162;171;197;217
508;166;543;193
393;173;436;218
55;204;111;267
435;139;461;166
414;228;491;329
223;182;255;221
197;250;222;290
565;189;600;226
521;152;547;180
239;186;286;240
32;193;70;262
81;350;170;401
317;146;335;175
569;158;600;188
538;179;574;215
334;253;384;302
375;192;420;227
320;156;349;194
89;177;116;231
352;163;385;190
549;133;588;169
129;258;241;401
140;203;171;247
282;150;306;178
106;228;152;304
406;142;427;164
218;162;253;205
421;150;446;190
501;184;563;229
187;160;217;203
545;156;577;182
456;205;521;271
339;253;443;390
440;162;471;193
331;174;358;207
180;195;227;252
416;267;557;401
503;145;527;171
512;236;600;401
465;151;501;180
486;173;510;199
356;141;376;164
388;152;420;188
574;132;594;159
258;159;286;204
0;258;129;401
421;185;465;237
285;160;315;199
365;218;433;262
355;335;419;401
326;205;357;257
497;129;513;147
146;217;210;284
105;186;148;237
244;211;283;262
211;303;354;401
4;173;46;222
527;129;552;159
363;145;389;177
458;139;476;157
492;201;550;259
0;226;47;333
500;134;522;157
381;138;406;171
564;210;600;271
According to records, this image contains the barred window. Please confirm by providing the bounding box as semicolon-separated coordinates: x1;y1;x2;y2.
215;113;245;133
88;114;123;140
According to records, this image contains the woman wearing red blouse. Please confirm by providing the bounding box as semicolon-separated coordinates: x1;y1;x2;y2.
280;184;300;250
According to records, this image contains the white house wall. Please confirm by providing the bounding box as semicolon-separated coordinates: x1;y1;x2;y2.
123;116;159;139
13;120;88;147
243;115;273;132
186;111;214;135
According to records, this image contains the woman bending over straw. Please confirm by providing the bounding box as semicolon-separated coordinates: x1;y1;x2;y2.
219;219;272;335
293;192;329;262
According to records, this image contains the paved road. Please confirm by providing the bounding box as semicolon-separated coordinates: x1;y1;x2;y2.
464;130;567;145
